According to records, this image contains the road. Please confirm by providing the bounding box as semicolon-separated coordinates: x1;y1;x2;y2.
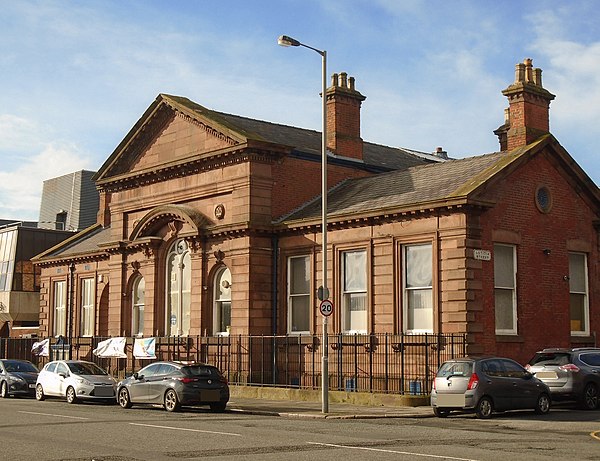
0;397;599;460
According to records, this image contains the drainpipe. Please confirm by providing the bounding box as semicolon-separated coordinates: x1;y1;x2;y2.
271;235;279;335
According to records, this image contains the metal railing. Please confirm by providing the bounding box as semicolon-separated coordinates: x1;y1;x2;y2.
0;333;467;395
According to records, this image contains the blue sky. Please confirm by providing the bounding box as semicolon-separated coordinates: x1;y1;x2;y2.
1;0;599;221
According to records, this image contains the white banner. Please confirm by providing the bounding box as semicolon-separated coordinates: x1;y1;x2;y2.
31;338;50;357
93;337;127;358
133;337;156;359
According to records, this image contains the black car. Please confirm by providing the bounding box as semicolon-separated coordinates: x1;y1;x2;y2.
0;359;39;398
116;361;229;412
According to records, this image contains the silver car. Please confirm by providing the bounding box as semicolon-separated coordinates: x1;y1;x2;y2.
431;357;551;418
526;347;600;410
35;360;116;404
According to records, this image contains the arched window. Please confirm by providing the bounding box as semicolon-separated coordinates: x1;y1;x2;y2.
213;267;231;336
165;239;191;336
132;276;145;337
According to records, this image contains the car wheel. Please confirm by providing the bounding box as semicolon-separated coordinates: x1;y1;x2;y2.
210;401;227;413
534;393;551;414
579;383;599;410
66;386;78;404
0;381;9;398
475;397;493;419
35;384;45;401
118;387;133;409
432;407;450;418
164;389;181;412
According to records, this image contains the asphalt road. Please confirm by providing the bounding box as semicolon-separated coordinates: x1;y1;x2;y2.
0;396;599;460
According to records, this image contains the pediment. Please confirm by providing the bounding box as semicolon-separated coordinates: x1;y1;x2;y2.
95;94;249;182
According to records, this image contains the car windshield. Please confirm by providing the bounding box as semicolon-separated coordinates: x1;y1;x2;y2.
3;361;38;373
183;365;218;377
437;361;472;377
529;353;570;366
67;362;107;375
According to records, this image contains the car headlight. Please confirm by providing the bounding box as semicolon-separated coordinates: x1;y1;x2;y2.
76;378;93;386
10;376;25;384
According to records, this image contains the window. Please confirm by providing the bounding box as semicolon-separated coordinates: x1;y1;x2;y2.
342;250;367;334
0;230;15;292
53;280;67;337
166;239;191;336
494;244;517;334
80;278;95;336
132;276;145;337
55;211;67;230
213;267;231;335
569;252;589;335
287;256;311;334
403;244;433;333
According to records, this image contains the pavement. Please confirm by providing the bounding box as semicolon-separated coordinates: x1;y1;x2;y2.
227;387;434;419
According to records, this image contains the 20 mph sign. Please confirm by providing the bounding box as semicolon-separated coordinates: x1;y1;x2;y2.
319;299;333;317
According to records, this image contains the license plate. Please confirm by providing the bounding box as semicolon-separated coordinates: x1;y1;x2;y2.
436;393;466;407
94;386;114;397
28;384;36;389
535;371;558;379
201;390;220;402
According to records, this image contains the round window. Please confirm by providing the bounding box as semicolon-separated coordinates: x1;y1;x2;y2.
535;186;552;213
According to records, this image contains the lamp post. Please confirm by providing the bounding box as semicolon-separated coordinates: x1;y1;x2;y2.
278;35;329;414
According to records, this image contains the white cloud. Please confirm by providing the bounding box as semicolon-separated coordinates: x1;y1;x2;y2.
0;143;92;221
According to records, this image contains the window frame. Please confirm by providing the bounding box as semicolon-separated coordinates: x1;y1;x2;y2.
80;277;95;337
132;275;145;337
213;266;232;336
569;252;589;336
493;243;518;335
402;243;434;334
341;249;368;335
287;255;311;335
53;280;67;337
165;239;192;336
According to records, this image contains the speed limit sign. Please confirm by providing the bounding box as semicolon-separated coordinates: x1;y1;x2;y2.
319;299;333;317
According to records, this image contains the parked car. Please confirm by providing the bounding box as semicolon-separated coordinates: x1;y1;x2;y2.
35;360;116;404
0;359;39;398
431;356;551;418
526;347;600;410
116;361;229;412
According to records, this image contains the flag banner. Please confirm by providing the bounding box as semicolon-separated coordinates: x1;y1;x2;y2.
133;337;156;359
31;338;50;357
93;337;127;358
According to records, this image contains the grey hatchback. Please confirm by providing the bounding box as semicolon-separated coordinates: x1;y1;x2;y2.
116;361;229;412
526;347;600;410
431;356;551;418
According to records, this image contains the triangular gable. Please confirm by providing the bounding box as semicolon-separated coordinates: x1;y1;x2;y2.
93;94;255;182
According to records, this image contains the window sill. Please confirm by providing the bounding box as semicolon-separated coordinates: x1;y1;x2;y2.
495;334;524;343
570;334;596;344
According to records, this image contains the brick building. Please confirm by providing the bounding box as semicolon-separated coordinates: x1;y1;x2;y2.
33;59;599;365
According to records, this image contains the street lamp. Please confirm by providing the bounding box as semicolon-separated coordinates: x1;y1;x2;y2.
278;34;329;414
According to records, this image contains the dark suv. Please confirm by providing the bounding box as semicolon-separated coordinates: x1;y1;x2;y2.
526;348;600;410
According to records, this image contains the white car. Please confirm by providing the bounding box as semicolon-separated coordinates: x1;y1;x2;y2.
35;360;116;404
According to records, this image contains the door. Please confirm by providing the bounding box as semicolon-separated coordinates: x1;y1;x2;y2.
145;364;177;403
128;363;161;403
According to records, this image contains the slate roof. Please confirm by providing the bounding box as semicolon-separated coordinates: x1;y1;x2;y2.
163;95;441;171
280;151;508;223
34;225;111;260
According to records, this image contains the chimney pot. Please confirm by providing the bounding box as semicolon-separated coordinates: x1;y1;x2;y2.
533;67;542;87
331;72;339;87
349;76;355;91
340;72;348;88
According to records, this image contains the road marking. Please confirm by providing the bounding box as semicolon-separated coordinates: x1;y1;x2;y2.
307;442;480;460
129;422;242;437
19;411;89;420
591;430;600;441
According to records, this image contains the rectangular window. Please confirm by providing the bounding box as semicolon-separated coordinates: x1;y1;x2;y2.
569;252;589;335
80;278;95;336
403;244;433;333
342;250;367;334
287;256;311;334
494;244;517;334
53;280;67;337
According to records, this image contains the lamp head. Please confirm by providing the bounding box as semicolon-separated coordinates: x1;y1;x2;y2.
278;35;301;47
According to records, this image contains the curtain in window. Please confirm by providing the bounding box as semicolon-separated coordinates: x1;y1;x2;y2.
288;256;310;333
132;276;145;336
214;267;232;335
405;244;433;332
343;250;367;333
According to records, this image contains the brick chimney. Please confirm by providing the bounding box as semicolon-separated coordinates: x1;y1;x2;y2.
326;72;366;159
494;58;555;151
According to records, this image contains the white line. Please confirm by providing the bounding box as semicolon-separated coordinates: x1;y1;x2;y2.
19;411;89;420
129;422;242;437
307;442;480;461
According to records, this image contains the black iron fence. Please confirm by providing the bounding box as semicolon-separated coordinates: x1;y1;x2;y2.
0;333;467;395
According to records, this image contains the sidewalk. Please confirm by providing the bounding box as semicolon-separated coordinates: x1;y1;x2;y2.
227;386;434;419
